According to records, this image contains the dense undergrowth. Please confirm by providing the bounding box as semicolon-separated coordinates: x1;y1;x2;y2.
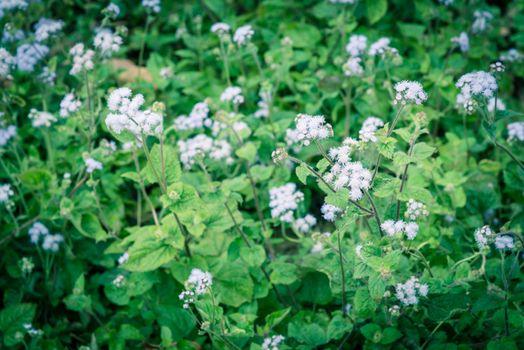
1;0;524;349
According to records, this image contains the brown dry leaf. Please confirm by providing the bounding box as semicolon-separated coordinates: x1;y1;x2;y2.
110;58;153;84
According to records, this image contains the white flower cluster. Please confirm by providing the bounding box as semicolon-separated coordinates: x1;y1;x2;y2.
451;32;469;53
292;113;333;146
474;225;494;248
142;0;160;13
94;28;123;57
472;10;493;34
359;116;384;143
23;323;43;337
28;221;63;252
211;22;230;37
160;67;173;79
495;235;514;250
105;3;120;18
118;252;129;265
269;183;304;223
324;140;371;201
262;335;285;350
394;81;428;105
178;268;213;309
343;57;364;77
233;25;254;45
381;220;419;240
174;102;210;130
220;86;244;105
489;61;505;73
0;183;14;204
59;93;81;118
369;37;397;57
177;134;233;168
0;0;28;15
455;71;497;109
2;26;25;43
500;49;523;63
69;43;95;75
85;158;103;173
487;97;505;113
255;88;272;118
28;109;56;128
0;48;14;79
0;125;16;147
346;35;367;57
507;122;524;142
16;43;49;72
39;67;56;85
105;87;163;139
395;276;428;306
34;18;63;42
321;203;343;222
293;214;317;233
112;274;125;288
405;199;429;220
311;232;332;254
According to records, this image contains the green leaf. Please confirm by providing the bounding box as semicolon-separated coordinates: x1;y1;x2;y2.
368;273;386;300
20;168;52;191
325;188;349;208
366;0;388;24
353;288;376;318
124;235;179;272
213;263;254;307
411;142;436;161
381;327;402;344
64;275;92;312
270;262;298;285
265;308;291;330
155;305;195;341
235;143;257;162
142;144;181;186
296;164;310;185
71;213;108;242
361;323;381;342
240;245;266;267
0;303;36;346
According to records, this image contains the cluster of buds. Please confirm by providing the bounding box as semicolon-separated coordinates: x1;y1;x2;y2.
271;147;288;164
489;61;505;73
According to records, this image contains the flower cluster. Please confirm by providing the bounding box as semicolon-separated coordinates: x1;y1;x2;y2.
178;268;213;309
254;87;272;118
174;102;210;131
0;47;14;79
343;57;364;77
474;225;494;248
211;22;230;37
507;122;524;142
28;222;63;252
105;87;163;139
142;0;161;13
359;116;384;143
321;203;343;222
94;28;123;57
112;274;125;288
177;134;233;168
395;276;428;306
85;158;103;173
393;81;428;105
59;93;81;118
381;220;419;240
405;199;429;221
0;125;16;147
0;183;14;204
472;10;493;34
233;25;254;45
346;34;367;57
16;44;49;72
23;323;43;337
455;71;497;108
500;49;523;63
34;18;63;42
495;235;514;250
293;214;317;233
291;113;333;146
69;43;95;75
451;32;469;53
28;109;56;128
220;86;244;105
368;37;398;57
262;335;285;350
269;183;304;222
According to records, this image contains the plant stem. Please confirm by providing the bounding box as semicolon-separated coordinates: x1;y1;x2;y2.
138;16;152;77
132;150;160;226
314;139;334;166
494;140;524;171
500;253;510;337
219;39;231;85
337;230;347;314
343;83;352;137
364;190;383;236
395;133;417;220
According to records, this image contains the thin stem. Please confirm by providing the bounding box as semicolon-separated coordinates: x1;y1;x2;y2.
138;16;152;69
250;46;264;78
42;129;55;172
337;231;347;313
314;139;334;166
494;140;524;171
395;134;417;220
218;38;231;85
463;113;470;164
132;150;160;226
500;253;510;337
364;190;384;236
343;83;352;137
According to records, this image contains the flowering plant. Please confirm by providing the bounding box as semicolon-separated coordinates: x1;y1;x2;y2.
0;1;523;349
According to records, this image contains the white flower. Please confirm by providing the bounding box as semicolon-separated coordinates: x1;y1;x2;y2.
255;88;272;118
142;0;160;13
174;101;209;130
0;48;14;79
112;274;125;288
211;22;230;36
85;158;103;173
160;67;173;79
293;113;333;146
28;222;49;244
487;97;505;113
311;242;324;253
269;183;304;222
489;62;505;73
105;87;163;139
59;93;81;118
455;71;497;105
28;109;56;128
15;43;49;72
395;276;428;306
105;3;120;18
233;25;254;45
34;18;63;42
0;183;14;204
177;134;233;168
118;252;129;265
472;10;493;34
495;235;514;250
42;233;63;252
94;28;123;57
369;37;396;57
0;0;28;14
394;81;428;105
343;57;364;77
451;32;469;53
405;199;429;221
293;214;317;233
500;49;523;63
2;27;25;43
359;117;384;143
507;122;524;142
381;220;405;236
474;225;493;248
404;222;419;240
262;335;285;350
220;86;244;105
0;125;16;147
23;323;43;337
186;268;213;294
38;67;55;85
346;34;367;57
321;203;342;222
69;43;95;75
